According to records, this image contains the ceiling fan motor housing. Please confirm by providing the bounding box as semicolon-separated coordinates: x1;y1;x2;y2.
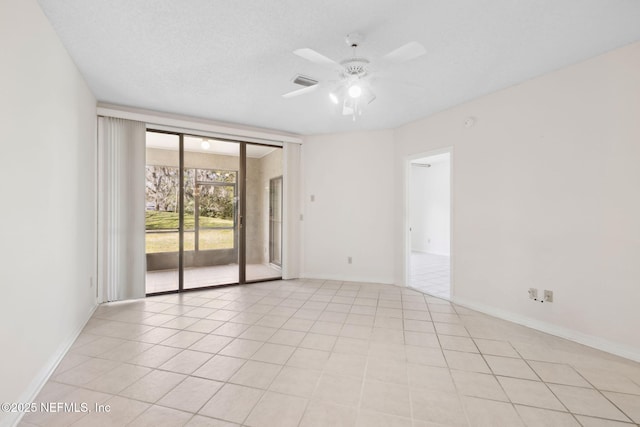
340;57;369;78
342;33;368;78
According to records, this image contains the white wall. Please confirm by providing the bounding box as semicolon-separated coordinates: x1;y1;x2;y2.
301;130;395;284
394;42;640;360
410;159;450;255
0;0;97;424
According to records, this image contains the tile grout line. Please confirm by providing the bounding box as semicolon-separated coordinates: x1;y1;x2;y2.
510;344;574;424
567;362;637;424
421;291;473;427
38;278;640;427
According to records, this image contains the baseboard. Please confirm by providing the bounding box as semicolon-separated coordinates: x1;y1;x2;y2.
428;251;450;257
411;249;430;254
5;303;98;427
300;272;394;286
452;296;640;363
411;249;449;257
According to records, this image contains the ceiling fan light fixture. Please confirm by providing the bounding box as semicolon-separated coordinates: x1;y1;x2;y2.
348;84;362;98
286;32;424;121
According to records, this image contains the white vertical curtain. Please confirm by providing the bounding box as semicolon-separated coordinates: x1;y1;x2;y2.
97;117;146;301
282;142;301;279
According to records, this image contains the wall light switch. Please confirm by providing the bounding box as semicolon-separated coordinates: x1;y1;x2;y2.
544;290;553;303
528;288;538;300
310;195;315;202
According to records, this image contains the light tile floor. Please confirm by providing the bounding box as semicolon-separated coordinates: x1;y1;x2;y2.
146;264;282;294
22;279;640;427
410;252;450;299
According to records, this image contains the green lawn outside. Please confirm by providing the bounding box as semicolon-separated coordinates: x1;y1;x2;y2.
146;211;233;230
146;211;234;253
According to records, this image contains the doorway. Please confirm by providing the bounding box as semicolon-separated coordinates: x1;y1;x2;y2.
144;130;283;294
407;151;451;299
269;176;283;267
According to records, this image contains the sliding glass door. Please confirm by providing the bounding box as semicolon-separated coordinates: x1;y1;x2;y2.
145;131;282;294
245;143;283;282
183;137;240;289
145;132;180;293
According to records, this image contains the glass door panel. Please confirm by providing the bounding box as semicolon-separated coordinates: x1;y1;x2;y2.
245;143;283;282
196;184;235;250
183;136;240;289
145;131;283;294
145;131;180;293
269;176;283;267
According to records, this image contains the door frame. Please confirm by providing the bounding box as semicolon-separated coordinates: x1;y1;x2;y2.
404;147;454;299
144;130;283;295
269;175;283;267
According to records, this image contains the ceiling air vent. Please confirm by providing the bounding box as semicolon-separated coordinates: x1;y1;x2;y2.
292;75;318;87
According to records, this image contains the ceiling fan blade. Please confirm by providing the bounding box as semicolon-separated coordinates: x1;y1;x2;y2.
294;48;339;67
382;41;426;63
281;84;318;99
372;75;426;91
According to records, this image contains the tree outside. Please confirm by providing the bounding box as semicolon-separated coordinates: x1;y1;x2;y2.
145;166;236;253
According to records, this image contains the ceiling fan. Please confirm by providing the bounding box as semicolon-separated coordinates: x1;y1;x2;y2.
282;33;426;120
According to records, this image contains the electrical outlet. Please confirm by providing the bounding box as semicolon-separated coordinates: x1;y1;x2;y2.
544;290;553;303
528;288;538;300
347;257;352;264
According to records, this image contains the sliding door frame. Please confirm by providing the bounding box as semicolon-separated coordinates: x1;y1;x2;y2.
178;133;185;292
269;176;283;268
238;142;247;285
145;129;282;296
243;142;284;284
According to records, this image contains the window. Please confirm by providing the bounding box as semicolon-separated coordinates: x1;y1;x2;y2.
145;166;237;253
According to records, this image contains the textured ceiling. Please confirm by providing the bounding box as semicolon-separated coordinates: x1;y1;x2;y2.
37;0;640;135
